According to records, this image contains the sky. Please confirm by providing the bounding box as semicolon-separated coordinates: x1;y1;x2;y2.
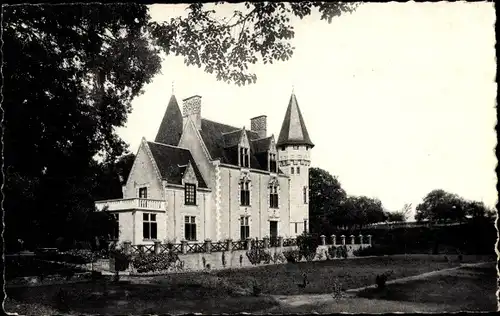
117;2;497;219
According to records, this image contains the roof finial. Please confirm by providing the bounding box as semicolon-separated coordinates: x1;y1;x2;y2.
292;84;295;94
172;80;175;95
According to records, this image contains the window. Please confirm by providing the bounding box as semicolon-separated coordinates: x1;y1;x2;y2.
303;220;308;233
111;214;119;240
269;185;278;208
293;145;299;150
295;222;298;234
239;147;250;168
240;216;250;240
240;181;250;206
143;213;157;240
185;216;197;241
297;166;300;174
269;153;277;173
303;186;308;204
139;187;148;198
280;147;285;151
185;183;196;205
291;167;294;174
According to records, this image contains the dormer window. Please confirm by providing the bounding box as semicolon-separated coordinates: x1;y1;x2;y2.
185;183;196;205
239;147;250;168
240;180;250;206
269;153;277;173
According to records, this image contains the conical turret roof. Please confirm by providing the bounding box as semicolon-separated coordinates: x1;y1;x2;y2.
154;94;183;146
277;93;314;148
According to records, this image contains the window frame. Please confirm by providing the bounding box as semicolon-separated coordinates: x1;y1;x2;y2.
184;216;197;241
143;213;157;240
240;216;250;240
269;185;279;209
184;183;197;205
139;187;148;198
240;181;250;206
239;147;250;168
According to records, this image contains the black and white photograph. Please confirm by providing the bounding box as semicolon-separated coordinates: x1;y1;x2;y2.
2;1;497;314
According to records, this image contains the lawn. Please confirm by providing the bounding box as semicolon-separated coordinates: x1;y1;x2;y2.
4;254;494;314
356;262;497;312
5;255;86;280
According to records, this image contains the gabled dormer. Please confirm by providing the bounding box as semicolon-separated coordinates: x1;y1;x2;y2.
181;161;198;206
238;127;250;169
268;135;278;174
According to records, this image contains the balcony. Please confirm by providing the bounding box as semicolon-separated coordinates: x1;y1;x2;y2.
95;198;166;212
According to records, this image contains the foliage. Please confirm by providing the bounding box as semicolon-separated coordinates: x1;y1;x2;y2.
327;245;337;259
131;251;183;273
283;249;301;263
309;167;347;233
336;245;348;259
272;252;287;264
4;2;358;251
150;2;358;86
415;189;466;223
296;232;320;261
59;249;99;264
110;248;132;272
246;248;272;265
385;211;406;222
375;273;388;289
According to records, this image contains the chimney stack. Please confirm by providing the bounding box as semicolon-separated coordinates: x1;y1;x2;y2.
182;95;202;130
250;115;267;138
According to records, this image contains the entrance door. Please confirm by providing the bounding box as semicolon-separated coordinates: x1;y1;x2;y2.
269;221;278;239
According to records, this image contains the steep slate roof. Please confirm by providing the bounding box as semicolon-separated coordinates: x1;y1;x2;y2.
277;93;314;148
154;95;183;146
199;119;282;173
147;141;208;188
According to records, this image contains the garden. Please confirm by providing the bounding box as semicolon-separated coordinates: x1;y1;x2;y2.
5;253;494;314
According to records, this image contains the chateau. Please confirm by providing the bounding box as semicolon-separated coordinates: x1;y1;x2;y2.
95;91;314;245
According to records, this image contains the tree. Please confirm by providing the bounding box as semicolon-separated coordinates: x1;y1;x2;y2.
386;211;406;222
334;196;387;230
3;3;358;249
149;2;359;86
308;168;347;233
415;189;466;223
3;4;161;249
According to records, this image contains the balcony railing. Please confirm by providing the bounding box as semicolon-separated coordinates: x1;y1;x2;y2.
95;198;165;212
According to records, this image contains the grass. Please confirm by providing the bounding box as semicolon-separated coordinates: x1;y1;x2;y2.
4;254;494;314
357;262;497;312
5;255;86;280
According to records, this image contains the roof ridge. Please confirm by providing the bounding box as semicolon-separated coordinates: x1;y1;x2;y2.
202;118;259;136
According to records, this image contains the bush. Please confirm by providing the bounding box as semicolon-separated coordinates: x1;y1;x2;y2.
327;245;337;259
246;248;272;265
131;251;181;273
296;233;320;261
352;244;399;257
336;245;348;259
272;252;287;264
283;249;301;263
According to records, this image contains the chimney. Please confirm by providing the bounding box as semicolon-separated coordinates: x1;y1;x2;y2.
182;95;202;130
250;115;267;138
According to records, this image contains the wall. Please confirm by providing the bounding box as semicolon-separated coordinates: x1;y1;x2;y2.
123;142;164;199
164;187;211;243
278;145;311;237
218;166;291;241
